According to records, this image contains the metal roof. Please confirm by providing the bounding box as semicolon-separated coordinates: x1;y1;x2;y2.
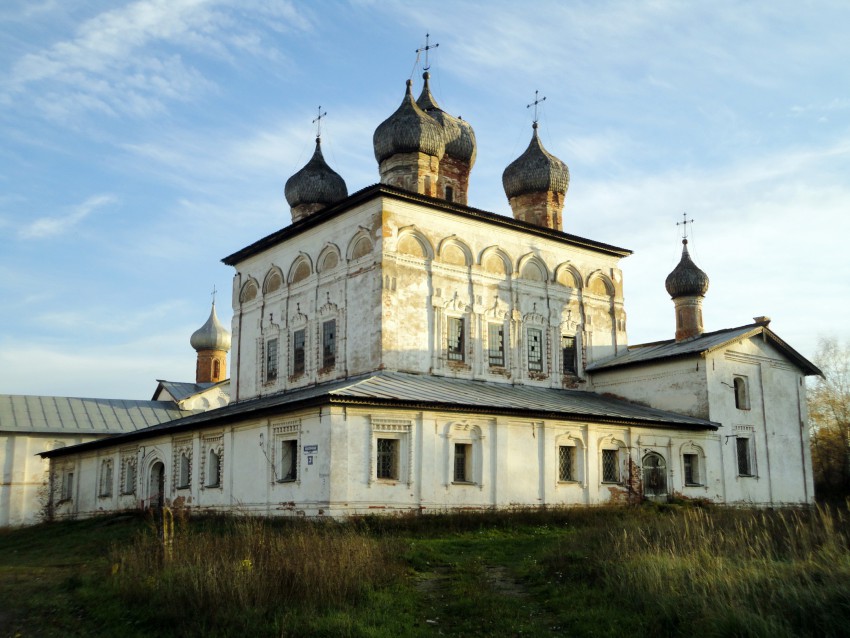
152;380;220;402
0;395;189;435
222;184;631;266
586;323;821;376
42;371;716;458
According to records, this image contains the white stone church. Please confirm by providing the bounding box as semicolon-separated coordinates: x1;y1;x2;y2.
35;69;820;521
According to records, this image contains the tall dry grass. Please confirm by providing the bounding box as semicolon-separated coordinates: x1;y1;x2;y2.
110;515;402;634
602;504;850;637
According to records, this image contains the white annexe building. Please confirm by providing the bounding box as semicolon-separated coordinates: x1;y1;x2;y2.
40;72;819;520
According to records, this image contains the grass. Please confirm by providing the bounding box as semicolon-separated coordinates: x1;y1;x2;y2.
1;503;849;637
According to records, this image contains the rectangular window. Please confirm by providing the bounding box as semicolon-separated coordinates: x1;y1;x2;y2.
266;338;279;382
376;438;399;480
322;320;336;369
488;324;505;367
62;471;74;500
448;317;465;362
453;443;472;482
561;335;577;374
445;185;454;202
528;328;543;372
178;453;191;488
602;449;619;483
292;329;306;376
558;446;576;481
736;438;753;476
122;460;136;495
683;453;699;485
280;439;298;481
99;461;113;497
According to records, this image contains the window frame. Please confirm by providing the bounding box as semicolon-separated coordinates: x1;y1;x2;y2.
683;452;701;486
292;328;306;376
488;323;505;368
733;376;751;410
736;437;754;477
279;439;298;482
558;445;577;482
376;438;400;481
561;334;577;375
98;459;113;498
265;337;279;383
527;327;543;372
322;319;336;370
447;316;465;363
453;442;473;483
370;418;412;485
601;448;620;484
120;455;137;495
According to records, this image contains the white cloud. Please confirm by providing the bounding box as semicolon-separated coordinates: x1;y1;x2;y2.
19;193;117;239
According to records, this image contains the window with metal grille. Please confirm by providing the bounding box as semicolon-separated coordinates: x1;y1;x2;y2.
736;438;752;476
602;449;619;483
561;335;577;374
266;338;278;381
454;443;471;482
376;438;399;480
280;440;297;481
322;320;336;369
488;324;505;367
448;317;465;362
292;329;305;375
527;328;543;372
683;453;699;485
558;446;575;481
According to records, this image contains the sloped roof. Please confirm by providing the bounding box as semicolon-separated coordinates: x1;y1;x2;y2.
0;395;189;435
152;380;221;402
42;371;717;458
586;323;821;376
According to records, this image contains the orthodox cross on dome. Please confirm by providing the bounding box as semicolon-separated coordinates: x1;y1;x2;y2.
416;33;439;70
211;285;217;305
312;106;327;138
676;212;694;241
527;90;547;125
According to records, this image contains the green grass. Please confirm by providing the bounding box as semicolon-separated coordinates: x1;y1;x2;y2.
1;504;849;637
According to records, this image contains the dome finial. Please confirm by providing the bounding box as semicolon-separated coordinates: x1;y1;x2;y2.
312;105;327;140
665;218;710;341
527;90;547;126
415;32;439;71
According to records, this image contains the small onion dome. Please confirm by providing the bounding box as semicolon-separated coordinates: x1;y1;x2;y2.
373;79;445;164
502;123;570;199
284;137;348;209
665;240;710;298
416;72;476;166
190;302;232;352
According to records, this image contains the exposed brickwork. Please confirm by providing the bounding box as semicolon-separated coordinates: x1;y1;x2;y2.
438;156;471;205
379;152;441;197
673;296;705;341
196;349;227;383
508;191;564;231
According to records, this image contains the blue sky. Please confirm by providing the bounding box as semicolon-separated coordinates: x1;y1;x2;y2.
1;0;848;399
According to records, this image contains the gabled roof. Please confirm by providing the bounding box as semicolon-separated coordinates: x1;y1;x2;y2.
222;183;631;266
0;395;189;435
586;322;821;376
42;371;717;458
151;380;224;402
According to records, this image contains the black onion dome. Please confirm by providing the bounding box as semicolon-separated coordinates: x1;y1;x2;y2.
665;240;710;298
416;72;476;165
284;137;348;208
502;123;570;199
373;79;445;164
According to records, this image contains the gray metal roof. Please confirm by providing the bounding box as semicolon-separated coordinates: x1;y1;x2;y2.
586;323;821;376
152;380;219;402
0;395;189;435
43;371;716;458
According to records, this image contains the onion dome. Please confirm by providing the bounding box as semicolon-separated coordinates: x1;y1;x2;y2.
284;137;348;209
502;123;570;199
416;72;476;166
665;240;710;298
373;79;445;163
190;302;232;352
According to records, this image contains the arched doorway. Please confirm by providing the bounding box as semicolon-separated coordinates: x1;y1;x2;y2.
642;452;667;499
148;461;165;509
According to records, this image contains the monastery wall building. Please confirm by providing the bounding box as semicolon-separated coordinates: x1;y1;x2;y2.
38;69;819;521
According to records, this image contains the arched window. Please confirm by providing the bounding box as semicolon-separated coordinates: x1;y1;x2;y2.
207;449;220;487
642;452;667;497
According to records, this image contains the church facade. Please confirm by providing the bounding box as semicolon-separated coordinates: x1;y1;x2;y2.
39;70;819;521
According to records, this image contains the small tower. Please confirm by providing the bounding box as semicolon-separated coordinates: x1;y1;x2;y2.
665;238;710;341
502;121;570;231
284;129;348;224
373;79;445;197
190;301;232;383
416;71;476;204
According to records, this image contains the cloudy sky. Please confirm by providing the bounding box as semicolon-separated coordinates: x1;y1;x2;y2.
1;0;848;399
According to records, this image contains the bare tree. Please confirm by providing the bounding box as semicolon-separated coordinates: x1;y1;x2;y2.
809;337;850;498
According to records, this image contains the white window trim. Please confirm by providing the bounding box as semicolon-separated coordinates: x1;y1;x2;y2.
173;438;193;490
555;435;584;485
98;458;114;498
445;423;484;488
272;419;301;485
201;434;224;489
120;450;138;496
370;418;412;486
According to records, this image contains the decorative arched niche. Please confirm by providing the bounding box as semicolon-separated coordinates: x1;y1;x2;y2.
288;254;312;285
586;271;614;296
239;277;260;303
396;228;433;259
348;231;373;261
479;246;513;279
263;267;284;295
437;237;472;267
518;254;549;283
317;244;341;273
555;264;582;289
